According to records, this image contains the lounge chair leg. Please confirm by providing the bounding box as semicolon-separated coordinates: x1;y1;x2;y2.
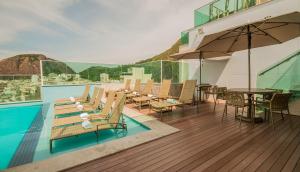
213;95;216;112
96;131;99;143
222;104;226;122
287;109;293;129
281;110;284;120
160;109;163;121
270;111;275;130
49;140;53;153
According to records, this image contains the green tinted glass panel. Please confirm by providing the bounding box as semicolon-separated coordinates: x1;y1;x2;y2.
181;32;189;45
194;0;272;27
257;51;300;97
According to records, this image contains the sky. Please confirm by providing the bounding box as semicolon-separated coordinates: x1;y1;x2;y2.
0;0;210;64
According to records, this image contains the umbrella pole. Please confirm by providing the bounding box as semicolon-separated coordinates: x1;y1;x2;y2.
199;53;202;85
199;52;202;103
247;25;252;90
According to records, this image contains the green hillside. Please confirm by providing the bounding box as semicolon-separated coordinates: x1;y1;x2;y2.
136;40;181;64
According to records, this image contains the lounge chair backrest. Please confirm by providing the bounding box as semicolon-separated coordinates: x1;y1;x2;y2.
101;91;116;116
92;88;104;109
133;79;141;92
108;94;126;127
158;80;171;98
142;80;153;95
89;87;100;104
81;85;90;101
179;80;196;104
124;79;131;90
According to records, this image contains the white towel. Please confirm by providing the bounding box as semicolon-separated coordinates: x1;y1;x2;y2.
133;91;137;95
167;99;176;104
82;120;92;129
80;113;89;119
148;94;153;98
69;97;75;102
77;104;84;110
75;102;81;105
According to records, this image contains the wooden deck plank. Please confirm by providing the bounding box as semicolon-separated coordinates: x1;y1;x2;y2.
62;103;300;172
205;120;291;172
255;127;300;172
280;138;300;172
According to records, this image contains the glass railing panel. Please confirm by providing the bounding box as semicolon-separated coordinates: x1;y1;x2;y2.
194;0;273;27
41;60;188;86
181;31;189;45
257;51;300;96
194;5;210;27
42;60;121;86
126;61;161;83
0;74;41;103
162;61;189;83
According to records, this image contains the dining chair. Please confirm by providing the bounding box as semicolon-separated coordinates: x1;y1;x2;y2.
222;92;253;127
255;93;293;129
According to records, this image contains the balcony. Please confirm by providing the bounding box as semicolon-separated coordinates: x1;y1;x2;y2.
194;0;273;27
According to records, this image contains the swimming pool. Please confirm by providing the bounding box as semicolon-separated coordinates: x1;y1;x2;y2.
0;86;150;170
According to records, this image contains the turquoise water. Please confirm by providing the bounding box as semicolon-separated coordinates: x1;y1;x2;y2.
0;85;150;170
0;105;42;169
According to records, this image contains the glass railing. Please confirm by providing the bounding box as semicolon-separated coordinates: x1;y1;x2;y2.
194;0;272;27
0;75;41;103
257;50;300;97
181;31;189;45
41;60;188;86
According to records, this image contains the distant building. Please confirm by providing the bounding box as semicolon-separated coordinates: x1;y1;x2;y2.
100;73;109;82
123;67;152;83
31;75;39;84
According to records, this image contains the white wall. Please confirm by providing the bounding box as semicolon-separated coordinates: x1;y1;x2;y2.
186;38;300;88
182;0;300;88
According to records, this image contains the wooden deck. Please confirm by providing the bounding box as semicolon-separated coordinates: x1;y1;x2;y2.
62;102;300;172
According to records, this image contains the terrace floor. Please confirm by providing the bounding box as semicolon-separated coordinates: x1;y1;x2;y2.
62;102;300;172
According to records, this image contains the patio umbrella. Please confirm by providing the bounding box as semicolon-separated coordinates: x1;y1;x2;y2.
197;12;300;89
171;50;231;85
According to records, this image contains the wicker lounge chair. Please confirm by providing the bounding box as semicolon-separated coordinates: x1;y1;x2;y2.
120;79;131;92
50;93;127;152
150;80;196;120
125;79;141;99
132;80;154;110
54;88;104;117
132;80;171;111
55;85;90;105
52;91;116;127
55;87;100;110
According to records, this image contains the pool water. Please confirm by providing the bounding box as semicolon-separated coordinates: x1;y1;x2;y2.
0;105;42;169
0;85;150;170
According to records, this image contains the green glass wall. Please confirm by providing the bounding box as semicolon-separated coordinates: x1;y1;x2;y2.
41;60;188;86
257;51;300;97
181;31;189;45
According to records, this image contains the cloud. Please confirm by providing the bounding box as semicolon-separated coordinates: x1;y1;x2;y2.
0;0;210;63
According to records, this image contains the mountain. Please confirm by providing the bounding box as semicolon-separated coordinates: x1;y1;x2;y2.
0;54;75;75
136;40;181;64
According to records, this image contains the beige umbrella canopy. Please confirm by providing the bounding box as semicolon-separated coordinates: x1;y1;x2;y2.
171;50;231;60
198;12;300;89
170;50;231;85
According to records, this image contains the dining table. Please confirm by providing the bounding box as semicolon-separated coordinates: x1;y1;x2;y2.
227;88;275;122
